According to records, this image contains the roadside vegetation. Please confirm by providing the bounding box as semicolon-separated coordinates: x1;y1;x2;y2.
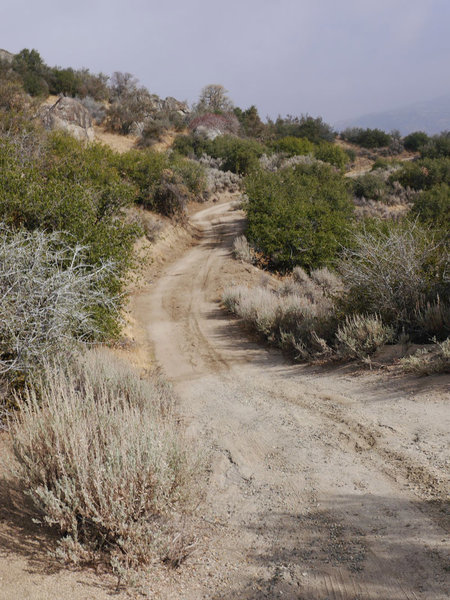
0;53;210;585
10;351;202;580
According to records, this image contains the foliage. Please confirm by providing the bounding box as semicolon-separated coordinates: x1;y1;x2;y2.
411;183;450;230
222;271;337;360
12;49;49;96
106;86;157;134
233;235;255;264
403;131;429;152
336;314;394;360
116;149;206;209
244;162;354;271
194;83;233;114
419;132;450;159
0;131;139;337
352;172;387;200
116;148;169;207
339;221;449;339
138;116;171;146
10;352;202;574
233;105;266;138
170;155;207;197
189;112;240;137
8;48;109;101
153;177;189;219
0;227;115;379
172;134;197;156
189;113;239;139
401;338;450;375
314;142;349;169
270;136;314;157
270;115;335;143
341;127;391;148
79;95;106;124
390;157;450;190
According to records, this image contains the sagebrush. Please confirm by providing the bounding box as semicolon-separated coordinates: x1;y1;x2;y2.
10;352;203;575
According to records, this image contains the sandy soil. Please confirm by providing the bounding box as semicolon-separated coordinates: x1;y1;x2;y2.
0;198;448;599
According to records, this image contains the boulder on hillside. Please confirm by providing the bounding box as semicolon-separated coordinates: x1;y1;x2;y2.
163;97;190;115
0;49;14;64
41;96;95;141
189;112;239;140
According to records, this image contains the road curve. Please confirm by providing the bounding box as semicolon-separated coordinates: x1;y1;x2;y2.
135;199;449;600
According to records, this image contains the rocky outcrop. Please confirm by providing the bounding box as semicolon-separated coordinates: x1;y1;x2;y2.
189;112;239;140
41;96;95;141
162;97;190;115
0;49;14;64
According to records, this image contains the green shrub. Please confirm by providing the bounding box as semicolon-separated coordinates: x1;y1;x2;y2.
203;135;267;175
12;49;49;97
172;134;197;156
341;127;391;148
116;148;169;208
0;132;139;337
390;157;450;190
314;142;349;169
420;132;450;159
403;131;429;152
270;136;314;157
411;183;450;229
233;105;266;138
170;155;207;198
271;115;335;143
138;117;171;147
244;162;354;271
154;180;189;218
352;173;387;200
10;352;202;574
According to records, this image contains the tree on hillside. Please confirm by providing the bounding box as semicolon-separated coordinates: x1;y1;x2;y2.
109;71;139;100
12;48;49;96
195;84;233;114
234;105;266;138
269;114;335;143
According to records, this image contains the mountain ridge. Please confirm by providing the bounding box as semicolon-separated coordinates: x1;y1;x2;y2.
335;94;450;135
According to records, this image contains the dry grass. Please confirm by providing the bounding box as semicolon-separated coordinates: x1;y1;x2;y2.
223;268;339;360
336;314;395;360
223;268;400;363
9;350;203;579
232;235;255;264
400;338;450;375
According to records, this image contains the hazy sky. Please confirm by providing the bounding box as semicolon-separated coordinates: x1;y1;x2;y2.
2;0;450;123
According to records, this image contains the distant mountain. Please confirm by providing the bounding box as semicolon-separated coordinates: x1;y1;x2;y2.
335;95;450;136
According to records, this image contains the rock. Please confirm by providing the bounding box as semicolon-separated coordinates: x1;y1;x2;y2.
0;49;14;64
163;97;190;115
41;96;95;141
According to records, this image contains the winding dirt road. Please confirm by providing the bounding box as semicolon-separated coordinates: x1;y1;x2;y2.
133;199;450;599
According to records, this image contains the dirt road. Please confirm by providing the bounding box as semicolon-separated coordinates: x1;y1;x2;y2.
0;199;447;599
134;199;449;599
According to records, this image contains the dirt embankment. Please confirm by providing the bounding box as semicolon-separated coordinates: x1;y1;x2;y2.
0;197;448;599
